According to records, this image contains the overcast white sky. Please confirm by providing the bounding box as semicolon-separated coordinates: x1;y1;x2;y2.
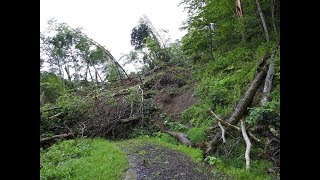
40;0;188;72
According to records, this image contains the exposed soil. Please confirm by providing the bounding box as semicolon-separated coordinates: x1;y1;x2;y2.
154;88;196;116
120;142;213;180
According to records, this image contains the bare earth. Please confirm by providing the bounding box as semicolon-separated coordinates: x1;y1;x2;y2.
119;142;213;180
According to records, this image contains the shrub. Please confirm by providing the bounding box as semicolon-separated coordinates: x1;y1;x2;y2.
247;100;280;126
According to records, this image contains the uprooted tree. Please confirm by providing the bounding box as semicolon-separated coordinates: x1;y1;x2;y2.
204;44;280;170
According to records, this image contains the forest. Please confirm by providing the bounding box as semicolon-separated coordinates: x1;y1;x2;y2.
40;0;280;179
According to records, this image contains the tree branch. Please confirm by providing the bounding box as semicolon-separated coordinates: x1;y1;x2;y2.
218;122;226;143
241;119;251;170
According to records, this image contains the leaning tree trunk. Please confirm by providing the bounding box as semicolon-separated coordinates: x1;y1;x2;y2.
260;44;279;105
205;52;271;156
64;65;72;81
85;65;89;81
270;0;278;38
241;119;251;170
256;0;270;42
260;62;274;105
93;65;103;82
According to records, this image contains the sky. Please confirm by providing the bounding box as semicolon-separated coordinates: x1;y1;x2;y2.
40;0;188;72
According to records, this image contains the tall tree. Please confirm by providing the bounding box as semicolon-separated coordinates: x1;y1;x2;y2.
40;18;128;83
256;0;270;42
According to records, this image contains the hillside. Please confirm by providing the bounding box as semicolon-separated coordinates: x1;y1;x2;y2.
40;0;280;179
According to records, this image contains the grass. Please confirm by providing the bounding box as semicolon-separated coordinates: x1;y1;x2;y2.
40;138;128;180
204;139;277;180
40;135;277;180
187;126;209;144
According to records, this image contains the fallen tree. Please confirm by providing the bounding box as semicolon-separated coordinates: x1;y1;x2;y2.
260;44;280;106
208;109;261;143
208;109;259;170
119;116;142;123
40;133;74;143
205;52;271;156
162;130;192;147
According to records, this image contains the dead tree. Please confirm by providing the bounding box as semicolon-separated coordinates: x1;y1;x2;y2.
260;44;280;106
241;119;252;170
40;133;74;144
205;52;271;156
162;130;192;147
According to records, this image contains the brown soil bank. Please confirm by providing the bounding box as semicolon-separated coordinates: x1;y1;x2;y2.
155;88;196;116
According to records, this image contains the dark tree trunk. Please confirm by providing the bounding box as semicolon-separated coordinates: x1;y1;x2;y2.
88;65;94;82
85;65;89;81
205;52;271;156
64;66;72;81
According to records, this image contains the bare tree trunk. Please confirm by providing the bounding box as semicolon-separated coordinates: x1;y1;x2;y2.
95;67;98;84
88;66;94;82
260;62;274;105
120;116;141;123
64;65;72;81
162;130;192;147
40;133;73;143
256;0;270;42
260;44;279;105
205;53;270;156
270;0;277;37
85;65;89;81
93;65;103;82
218;122;226;143
241;119;251;170
138;85;144;123
58;63;65;90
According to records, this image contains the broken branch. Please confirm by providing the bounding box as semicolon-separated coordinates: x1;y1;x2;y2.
241;119;251;170
119;116;141;123
208;109;261;142
40;133;74;143
218;122;226;143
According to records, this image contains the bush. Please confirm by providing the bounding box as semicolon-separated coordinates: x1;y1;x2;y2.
247;100;280;126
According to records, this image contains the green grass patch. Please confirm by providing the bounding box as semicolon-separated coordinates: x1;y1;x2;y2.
214;158;274;180
40;138;128;180
187;126;209;143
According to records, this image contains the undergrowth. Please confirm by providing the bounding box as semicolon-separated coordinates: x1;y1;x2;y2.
40;138;128;179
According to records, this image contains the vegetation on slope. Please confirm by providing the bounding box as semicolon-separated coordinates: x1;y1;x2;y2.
40;0;280;178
